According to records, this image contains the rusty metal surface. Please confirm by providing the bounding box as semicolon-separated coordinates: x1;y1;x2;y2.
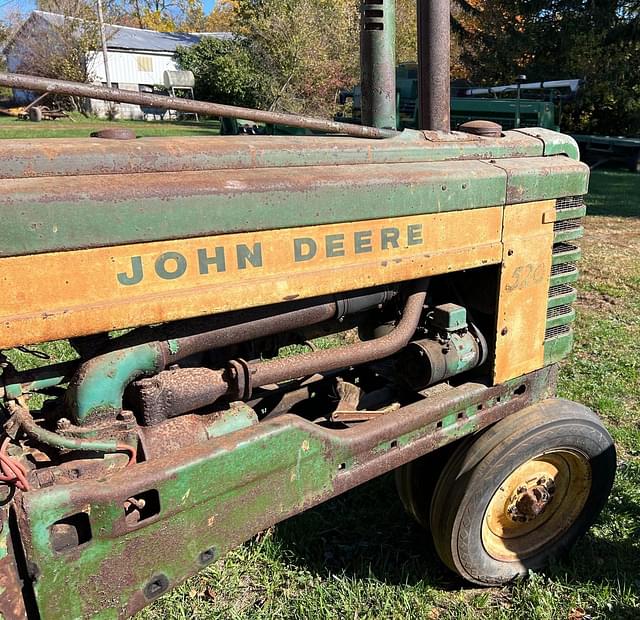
417;0;450;131
459;120;503;137
494;201;556;382
90;128;137;140
488;156;590;204
138;413;219;459
0;72;397;140
0;158;508;261
15;366;556;619
0;132;546;180
0;509;29;620
360;0;396;129
133;368;230;423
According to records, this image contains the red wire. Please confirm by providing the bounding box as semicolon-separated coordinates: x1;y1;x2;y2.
117;443;137;467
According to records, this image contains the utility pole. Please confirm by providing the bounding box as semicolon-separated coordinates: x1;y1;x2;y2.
96;0;112;88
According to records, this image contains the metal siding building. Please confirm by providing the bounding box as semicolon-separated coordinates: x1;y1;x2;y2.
3;11;232;119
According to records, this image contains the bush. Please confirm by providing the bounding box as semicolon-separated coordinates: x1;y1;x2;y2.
175;37;270;109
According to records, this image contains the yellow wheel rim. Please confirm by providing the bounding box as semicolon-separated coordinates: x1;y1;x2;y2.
481;450;592;562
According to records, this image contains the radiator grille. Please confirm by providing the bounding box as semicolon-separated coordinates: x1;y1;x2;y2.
553;219;582;232
555;196;584;211
545;324;571;339
549;283;574;297
547;304;573;319
551;262;577;276
545;196;585;360
553;242;579;254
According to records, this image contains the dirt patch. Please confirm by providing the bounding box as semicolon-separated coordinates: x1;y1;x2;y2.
578;214;640;308
576;290;618;312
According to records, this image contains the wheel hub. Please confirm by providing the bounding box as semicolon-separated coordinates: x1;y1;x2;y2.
507;476;556;522
481;450;592;561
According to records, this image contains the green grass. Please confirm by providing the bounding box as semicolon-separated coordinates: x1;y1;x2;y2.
4;168;639;619
0;113;220;138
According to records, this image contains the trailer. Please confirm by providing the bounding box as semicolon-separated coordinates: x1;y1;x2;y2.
573;134;640;173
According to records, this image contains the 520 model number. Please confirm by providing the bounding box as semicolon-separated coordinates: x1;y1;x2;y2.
506;263;547;292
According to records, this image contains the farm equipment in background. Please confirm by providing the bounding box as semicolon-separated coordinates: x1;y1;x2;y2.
0;1;616;618
337;63;582;132
0;91;71;122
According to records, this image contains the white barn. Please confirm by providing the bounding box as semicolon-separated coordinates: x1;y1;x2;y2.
2;11;231;119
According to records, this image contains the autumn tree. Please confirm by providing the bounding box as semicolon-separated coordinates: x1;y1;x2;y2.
203;0;240;31
454;0;640;135
231;0;360;115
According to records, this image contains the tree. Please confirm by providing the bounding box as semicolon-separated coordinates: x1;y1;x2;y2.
232;0;359;116
454;0;640;135
203;0;240;31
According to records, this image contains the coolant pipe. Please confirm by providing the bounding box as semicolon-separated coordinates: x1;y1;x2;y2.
134;279;429;420
67;288;396;425
248;280;428;387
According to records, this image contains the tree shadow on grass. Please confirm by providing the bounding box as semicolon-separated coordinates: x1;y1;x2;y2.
275;473;458;588
587;168;640;218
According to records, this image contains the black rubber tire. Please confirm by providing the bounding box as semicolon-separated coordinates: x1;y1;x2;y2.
429;398;616;585
395;440;463;530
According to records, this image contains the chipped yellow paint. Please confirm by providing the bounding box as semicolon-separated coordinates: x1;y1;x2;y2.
0;208;503;348
494;200;556;383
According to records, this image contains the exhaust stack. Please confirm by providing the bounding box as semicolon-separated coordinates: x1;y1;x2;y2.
417;0;451;131
360;0;397;130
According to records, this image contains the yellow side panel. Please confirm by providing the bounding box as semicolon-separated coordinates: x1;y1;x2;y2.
494;200;556;383
0;208;503;348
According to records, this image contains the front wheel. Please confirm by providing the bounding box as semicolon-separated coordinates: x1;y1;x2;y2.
429;398;616;585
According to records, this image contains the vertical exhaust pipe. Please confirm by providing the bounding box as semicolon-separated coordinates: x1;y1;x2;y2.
417;0;451;132
360;0;397;130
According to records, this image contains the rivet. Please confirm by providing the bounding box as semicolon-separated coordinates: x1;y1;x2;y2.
501;327;508;336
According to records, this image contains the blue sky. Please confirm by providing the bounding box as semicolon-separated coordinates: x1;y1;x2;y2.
0;0;218;21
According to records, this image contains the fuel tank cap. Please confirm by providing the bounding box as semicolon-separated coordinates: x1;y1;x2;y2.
457;120;503;138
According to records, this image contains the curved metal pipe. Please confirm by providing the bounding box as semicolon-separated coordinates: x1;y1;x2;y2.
249;281;428;387
68;287;397;425
134;279;429;420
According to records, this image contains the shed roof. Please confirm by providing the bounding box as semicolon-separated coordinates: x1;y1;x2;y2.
10;11;232;54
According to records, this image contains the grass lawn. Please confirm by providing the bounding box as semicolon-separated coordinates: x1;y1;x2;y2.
135;169;640;620
0;113;220;138
4;166;638;619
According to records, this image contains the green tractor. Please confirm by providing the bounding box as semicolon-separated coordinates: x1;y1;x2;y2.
0;1;614;618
